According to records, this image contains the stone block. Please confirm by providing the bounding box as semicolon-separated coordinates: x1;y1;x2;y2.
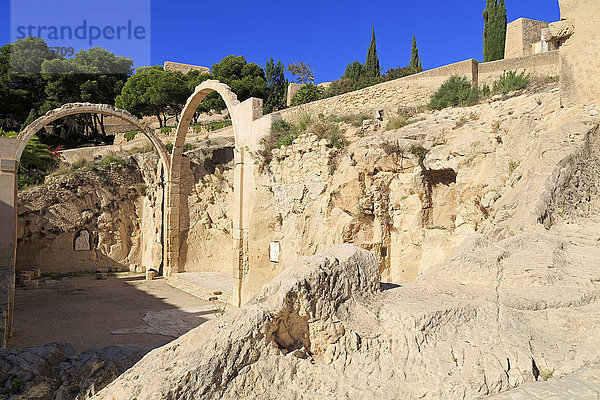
25;280;39;290
30;267;41;279
137;265;147;273
96;272;108;280
129;264;138;273
18;272;33;285
146;270;157;280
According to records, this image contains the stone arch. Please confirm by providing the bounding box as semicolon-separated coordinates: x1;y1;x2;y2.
16;103;171;174
165;80;241;276
169;80;240;179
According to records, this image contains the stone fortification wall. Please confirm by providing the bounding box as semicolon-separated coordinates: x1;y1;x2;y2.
505;18;550;58
275;59;478;119
274;53;559;121
479;51;560;86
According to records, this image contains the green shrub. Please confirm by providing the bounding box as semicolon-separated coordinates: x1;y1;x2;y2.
328;131;348;149
493;70;530;95
96;155;119;166
290;84;322;106
165;143;198;153
192;120;232;133
409;144;429;166
70;159;90;170
480;83;492;98
429;76;480;110
133;183;147;196
160;126;175;135
123;131;139;142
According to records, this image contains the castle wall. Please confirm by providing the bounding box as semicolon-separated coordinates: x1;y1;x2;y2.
275;59;479;118
479;51;560;86
505;18;549;59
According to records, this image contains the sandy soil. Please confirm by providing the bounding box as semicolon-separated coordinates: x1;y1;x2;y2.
7;273;214;351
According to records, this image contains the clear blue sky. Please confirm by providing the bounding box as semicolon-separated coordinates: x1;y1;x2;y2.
0;0;560;82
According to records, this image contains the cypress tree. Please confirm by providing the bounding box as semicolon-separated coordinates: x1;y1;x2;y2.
483;0;507;62
365;26;380;77
409;35;423;73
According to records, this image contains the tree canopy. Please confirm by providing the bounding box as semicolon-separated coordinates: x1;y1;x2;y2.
115;66;188;127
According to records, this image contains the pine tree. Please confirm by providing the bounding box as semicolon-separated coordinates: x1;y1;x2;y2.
483;0;507;62
365;26;380;77
264;58;287;113
343;60;365;81
409;35;423;73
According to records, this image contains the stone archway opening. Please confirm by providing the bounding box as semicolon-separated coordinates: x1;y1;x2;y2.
0;103;171;347
165;80;261;307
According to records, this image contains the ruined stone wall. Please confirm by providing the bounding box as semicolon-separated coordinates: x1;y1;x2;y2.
275;59;478;119
559;0;600;107
273;54;560;122
478;51;560;86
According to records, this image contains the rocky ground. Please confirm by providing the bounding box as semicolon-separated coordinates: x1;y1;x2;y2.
8;273;215;350
0;342;148;400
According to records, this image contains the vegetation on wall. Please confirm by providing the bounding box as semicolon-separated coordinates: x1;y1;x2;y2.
483;0;507;62
492;70;530;94
257;112;348;169
429;76;480;110
290;84;322;107
322;66;418;99
429;70;531;110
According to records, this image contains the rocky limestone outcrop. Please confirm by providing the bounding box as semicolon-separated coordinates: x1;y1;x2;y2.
178;145;235;274
16;158;148;273
241;85;600;296
0;342;149;399
96;234;600;399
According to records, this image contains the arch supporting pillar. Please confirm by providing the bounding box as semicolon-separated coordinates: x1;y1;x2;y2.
0;151;18;348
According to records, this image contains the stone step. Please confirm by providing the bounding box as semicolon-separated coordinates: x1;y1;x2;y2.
167;272;232;304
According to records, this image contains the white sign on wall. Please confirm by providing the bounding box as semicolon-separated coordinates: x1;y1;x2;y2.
269;241;280;263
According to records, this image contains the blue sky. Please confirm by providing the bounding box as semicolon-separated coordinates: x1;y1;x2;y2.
0;0;560;82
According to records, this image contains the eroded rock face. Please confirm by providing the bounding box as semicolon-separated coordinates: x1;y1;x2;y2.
242;86;600;298
16;158;148;273
0;342;149;400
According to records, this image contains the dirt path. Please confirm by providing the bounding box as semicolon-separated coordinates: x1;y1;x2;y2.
8;273;216;351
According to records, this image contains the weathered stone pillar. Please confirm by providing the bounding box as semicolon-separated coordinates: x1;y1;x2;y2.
232;148;245;307
0;158;18;348
163;179;180;276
